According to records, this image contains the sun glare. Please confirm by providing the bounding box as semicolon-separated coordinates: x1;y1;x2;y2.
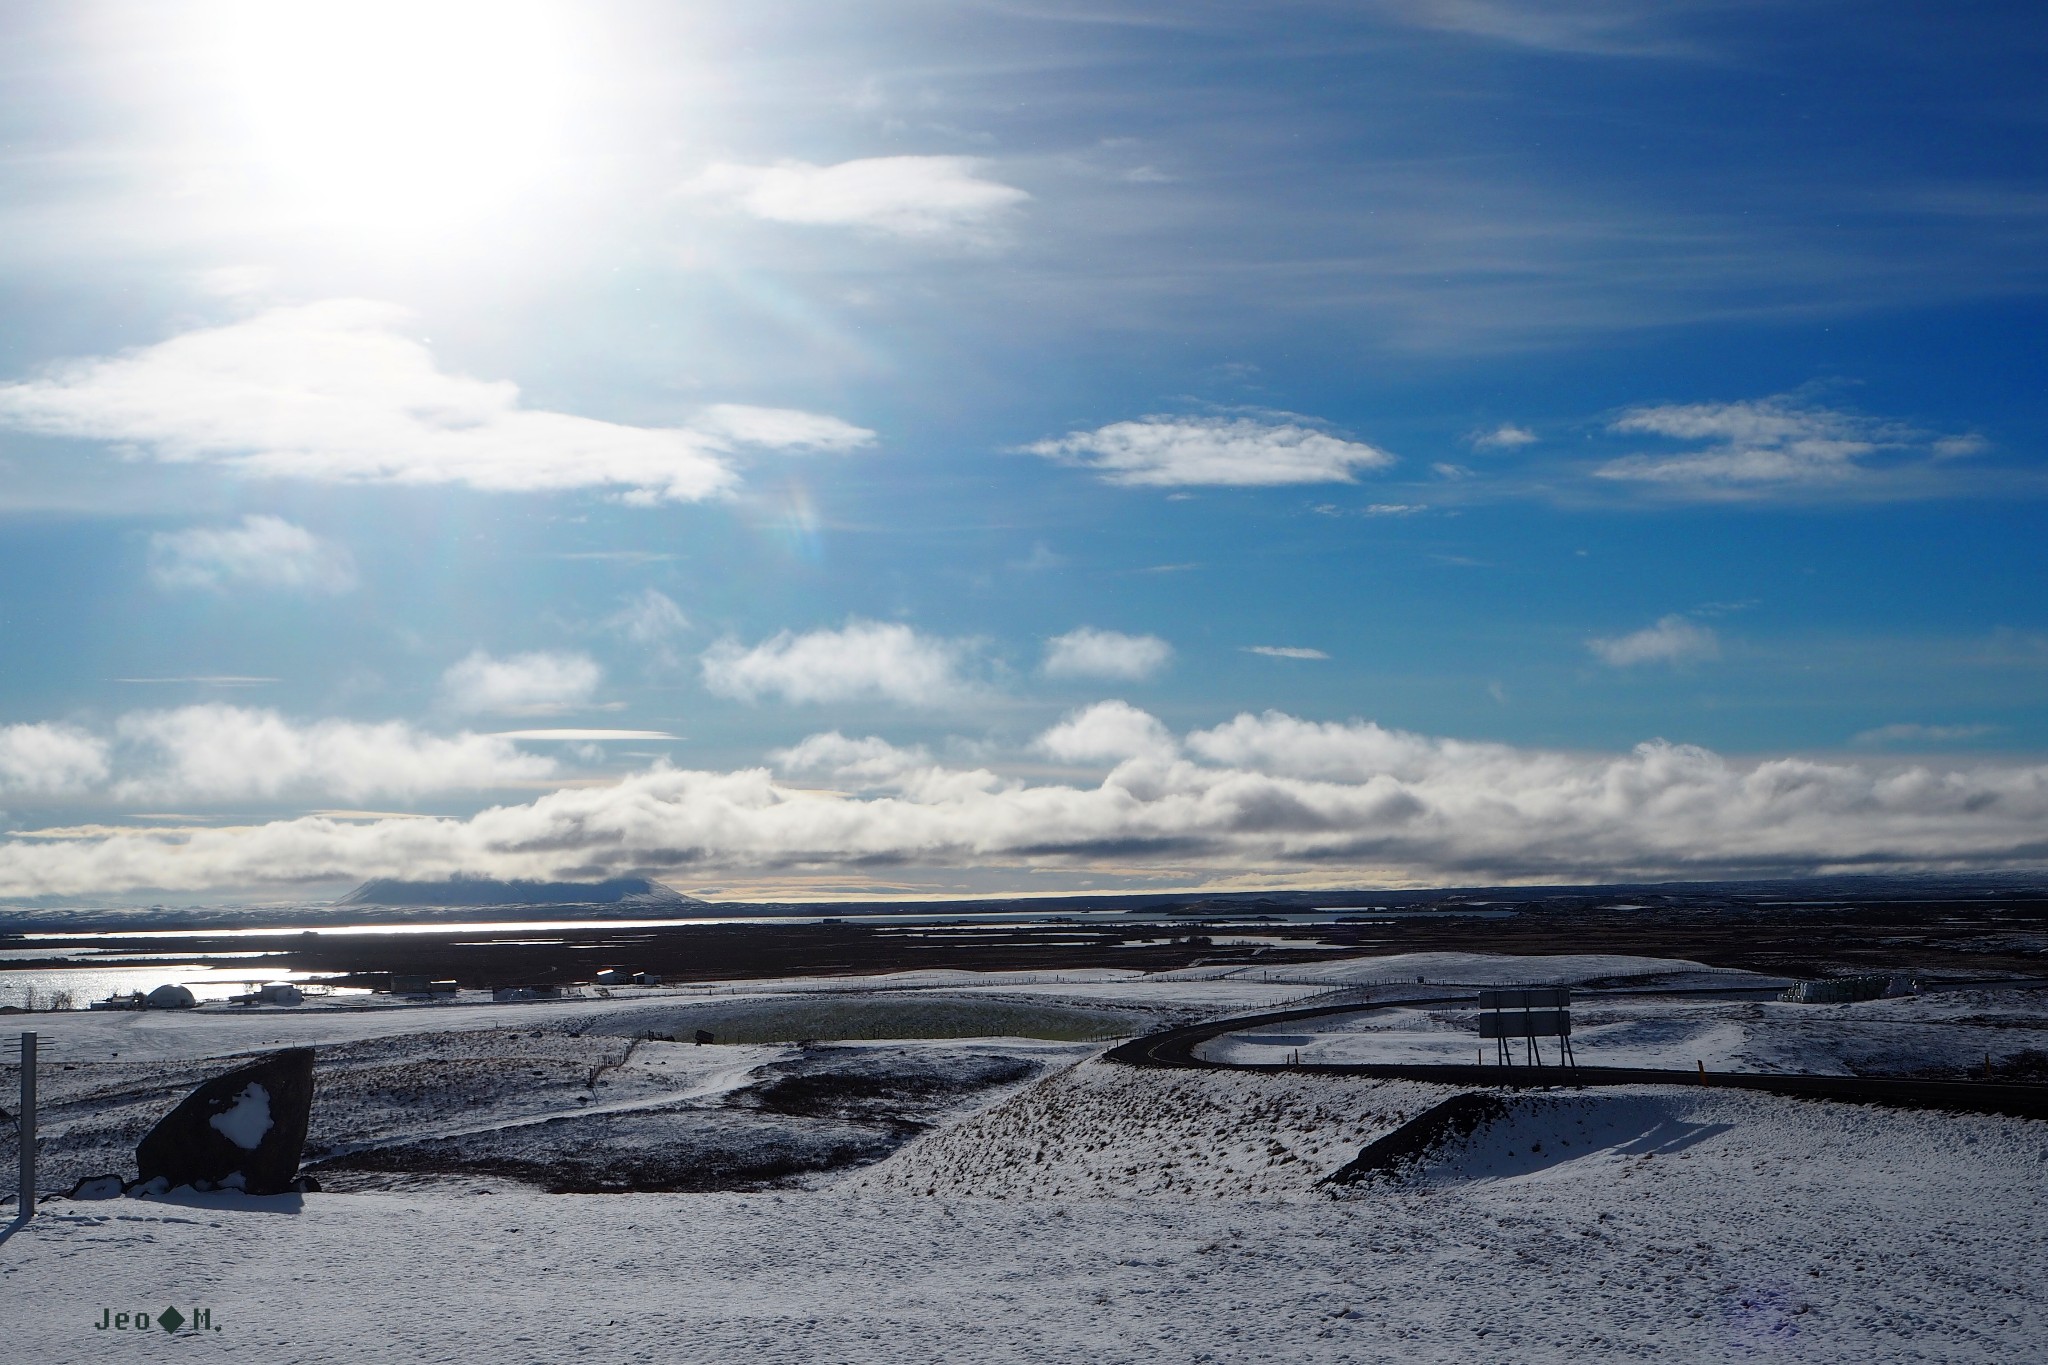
204;0;577;236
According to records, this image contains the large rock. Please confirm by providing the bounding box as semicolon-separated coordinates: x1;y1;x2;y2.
135;1048;316;1195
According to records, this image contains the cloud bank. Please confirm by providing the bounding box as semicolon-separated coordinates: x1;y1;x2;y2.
0;705;553;803
4;708;2046;896
0;301;869;504
1026;416;1395;487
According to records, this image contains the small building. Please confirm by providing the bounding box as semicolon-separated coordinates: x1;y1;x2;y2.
144;983;197;1010
595;969;628;986
633;972;663;987
256;982;304;1006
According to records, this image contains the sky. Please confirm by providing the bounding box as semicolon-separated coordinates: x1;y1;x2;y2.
0;0;2044;903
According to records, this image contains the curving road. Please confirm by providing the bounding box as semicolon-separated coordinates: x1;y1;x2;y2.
1103;986;2048;1121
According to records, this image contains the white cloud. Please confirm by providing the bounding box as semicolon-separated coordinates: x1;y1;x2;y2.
1853;723;1998;747
1470;423;1538;450
441;651;603;716
771;732;933;785
607;588;691;649
491;729;677;742
0;301;866;504
701;620;976;707
1035;701;1177;765
149;515;358;594
111;705;556;802
0;723;111;796
9;709;2048;896
1025;416;1395;488
686;156;1029;239
1592;397;1970;492
689;404;875;453
1042;628;1174;681
1587;615;1720;667
1243;646;1330;660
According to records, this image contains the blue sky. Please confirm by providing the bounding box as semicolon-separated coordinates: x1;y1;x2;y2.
0;1;2043;901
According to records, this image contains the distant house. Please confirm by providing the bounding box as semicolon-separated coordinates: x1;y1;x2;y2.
256;983;304;1005
144;983;197;1009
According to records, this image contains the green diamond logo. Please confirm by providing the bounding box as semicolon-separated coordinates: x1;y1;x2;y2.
158;1307;186;1334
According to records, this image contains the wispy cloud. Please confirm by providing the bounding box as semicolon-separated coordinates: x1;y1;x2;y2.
1594;396;1982;496
1470;423;1538;450
441;651;603;716
1372;0;1707;58
1026;416;1394;487
1042;628;1174;681
686;156;1029;240
0;301;867;504
1243;645;1330;660
1587;614;1719;667
1852;723;1999;748
606;588;691;655
149;515;357;594
701;620;979;707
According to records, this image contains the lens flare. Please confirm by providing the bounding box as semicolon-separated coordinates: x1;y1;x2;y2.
202;0;578;236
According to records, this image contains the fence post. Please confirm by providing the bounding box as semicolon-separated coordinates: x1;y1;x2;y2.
17;1032;34;1218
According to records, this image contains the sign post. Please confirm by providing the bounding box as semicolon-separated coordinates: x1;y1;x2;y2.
1475;989;1575;1067
16;1031;34;1218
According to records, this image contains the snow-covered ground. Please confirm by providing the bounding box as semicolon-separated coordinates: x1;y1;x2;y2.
4;952;2045;1362
1200;986;2048;1076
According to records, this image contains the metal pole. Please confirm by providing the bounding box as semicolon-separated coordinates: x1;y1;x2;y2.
18;1032;34;1218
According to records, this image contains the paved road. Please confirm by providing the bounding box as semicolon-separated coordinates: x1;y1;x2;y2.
1104;986;2048;1121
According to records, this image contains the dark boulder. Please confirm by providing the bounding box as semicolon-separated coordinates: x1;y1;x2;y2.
67;1173;126;1200
135;1048;316;1195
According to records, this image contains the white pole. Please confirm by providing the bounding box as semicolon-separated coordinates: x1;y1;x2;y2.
17;1032;34;1218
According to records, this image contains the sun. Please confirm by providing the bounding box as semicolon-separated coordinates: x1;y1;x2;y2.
202;0;578;237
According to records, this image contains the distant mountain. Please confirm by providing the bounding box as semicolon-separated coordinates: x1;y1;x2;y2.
336;877;704;909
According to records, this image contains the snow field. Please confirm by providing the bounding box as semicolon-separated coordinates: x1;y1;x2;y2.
1201;987;2048;1077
